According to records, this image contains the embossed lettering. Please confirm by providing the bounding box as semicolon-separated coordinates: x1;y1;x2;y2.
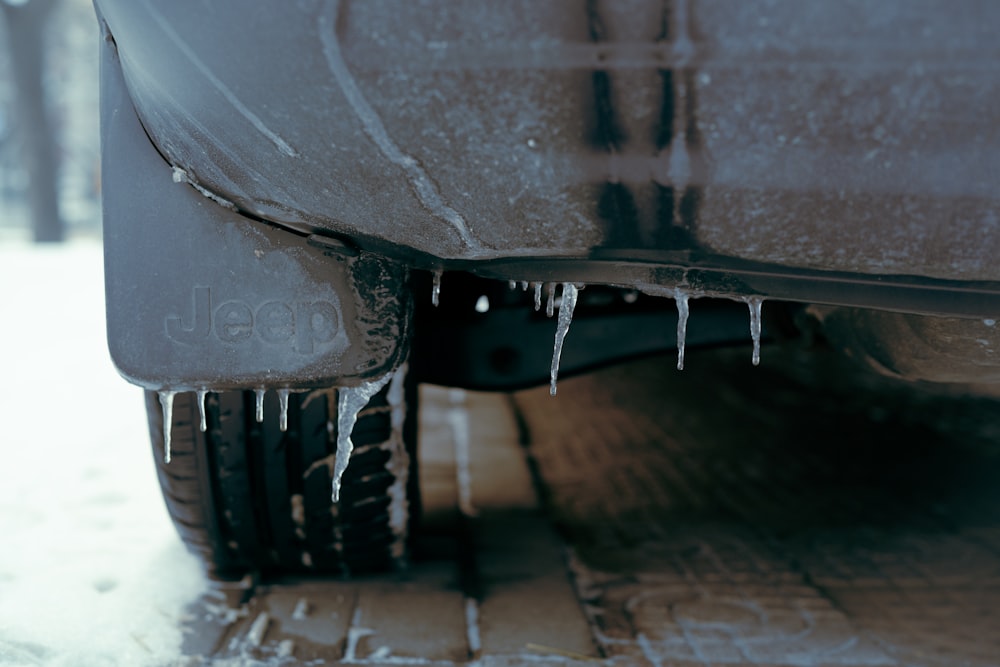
165;286;211;343
256;301;295;344
296;301;339;354
164;287;339;354
215;301;253;342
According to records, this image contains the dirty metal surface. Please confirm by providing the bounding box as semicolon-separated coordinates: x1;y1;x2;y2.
179;340;1000;665
516;343;1000;667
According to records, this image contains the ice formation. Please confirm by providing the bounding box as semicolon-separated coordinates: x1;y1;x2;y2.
550;283;580;396
278;388;291;432
747;296;764;366
254;388;266;423
330;373;393;502
675;289;690;371
196;388;208;432
534;282;543;311
432;269;442;307
158;390;176;464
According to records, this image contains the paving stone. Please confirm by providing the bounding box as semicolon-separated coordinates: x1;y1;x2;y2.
351;583;469;662
516;344;1000;666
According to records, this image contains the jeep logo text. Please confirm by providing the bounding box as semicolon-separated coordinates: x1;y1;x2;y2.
166;286;340;354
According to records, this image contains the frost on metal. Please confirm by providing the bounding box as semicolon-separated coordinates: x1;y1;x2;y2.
170;165;237;211
318;0;480;252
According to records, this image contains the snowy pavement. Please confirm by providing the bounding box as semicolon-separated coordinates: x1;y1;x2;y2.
3;240;1000;667
0;241;206;666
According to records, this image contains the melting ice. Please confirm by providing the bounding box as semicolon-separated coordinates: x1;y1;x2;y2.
549;283;579;396
158;391;176;464
432;269;442;307
747;297;764;366
330;373;393;502
675;289;690;371
546;283;557;317
255;388;266;422
534;283;542;311
278;388;291;432
196;389;208;432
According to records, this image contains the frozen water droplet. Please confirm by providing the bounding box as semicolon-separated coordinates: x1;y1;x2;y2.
475;295;490;313
278;389;291;432
158;391;176;464
431;269;442;307
255;388;266;423
196;389;208;432
521;280;529;291
675;289;690;371
546;283;557;317
747;297;764;366
550;284;580;396
533;283;542;311
331;374;394;502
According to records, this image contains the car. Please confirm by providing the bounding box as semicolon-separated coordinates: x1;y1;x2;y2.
94;0;1000;577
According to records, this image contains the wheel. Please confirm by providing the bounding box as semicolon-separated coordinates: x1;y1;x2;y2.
146;366;419;578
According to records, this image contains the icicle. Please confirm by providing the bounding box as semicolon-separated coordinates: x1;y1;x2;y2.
675;289;690;371
196;389;208;432
158;391;176;464
431;269;442;307
331;373;393;502
533;283;542;311
521;280;529;291
546;283;557;317
550;284;580;396
747;297;764;366
255;388;266;423
278;389;291;432
508;280;517;290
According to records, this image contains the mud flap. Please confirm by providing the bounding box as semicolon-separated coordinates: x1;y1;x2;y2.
100;29;410;392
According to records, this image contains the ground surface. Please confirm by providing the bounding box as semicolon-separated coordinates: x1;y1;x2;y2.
2;241;1000;666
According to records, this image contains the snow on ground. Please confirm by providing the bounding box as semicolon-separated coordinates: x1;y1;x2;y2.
0;240;206;666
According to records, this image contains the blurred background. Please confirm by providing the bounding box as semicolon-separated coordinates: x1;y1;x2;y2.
0;0;100;244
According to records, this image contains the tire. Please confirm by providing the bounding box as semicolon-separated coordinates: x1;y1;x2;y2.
146;366;419;578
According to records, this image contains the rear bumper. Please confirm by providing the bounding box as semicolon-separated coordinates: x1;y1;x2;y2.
95;0;1000;297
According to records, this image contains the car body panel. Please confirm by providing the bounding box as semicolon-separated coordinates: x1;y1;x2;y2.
95;0;1000;285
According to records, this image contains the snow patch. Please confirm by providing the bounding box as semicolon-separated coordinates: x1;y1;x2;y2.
0;241;207;666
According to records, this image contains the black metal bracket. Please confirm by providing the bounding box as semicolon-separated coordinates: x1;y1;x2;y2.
410;274;766;391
